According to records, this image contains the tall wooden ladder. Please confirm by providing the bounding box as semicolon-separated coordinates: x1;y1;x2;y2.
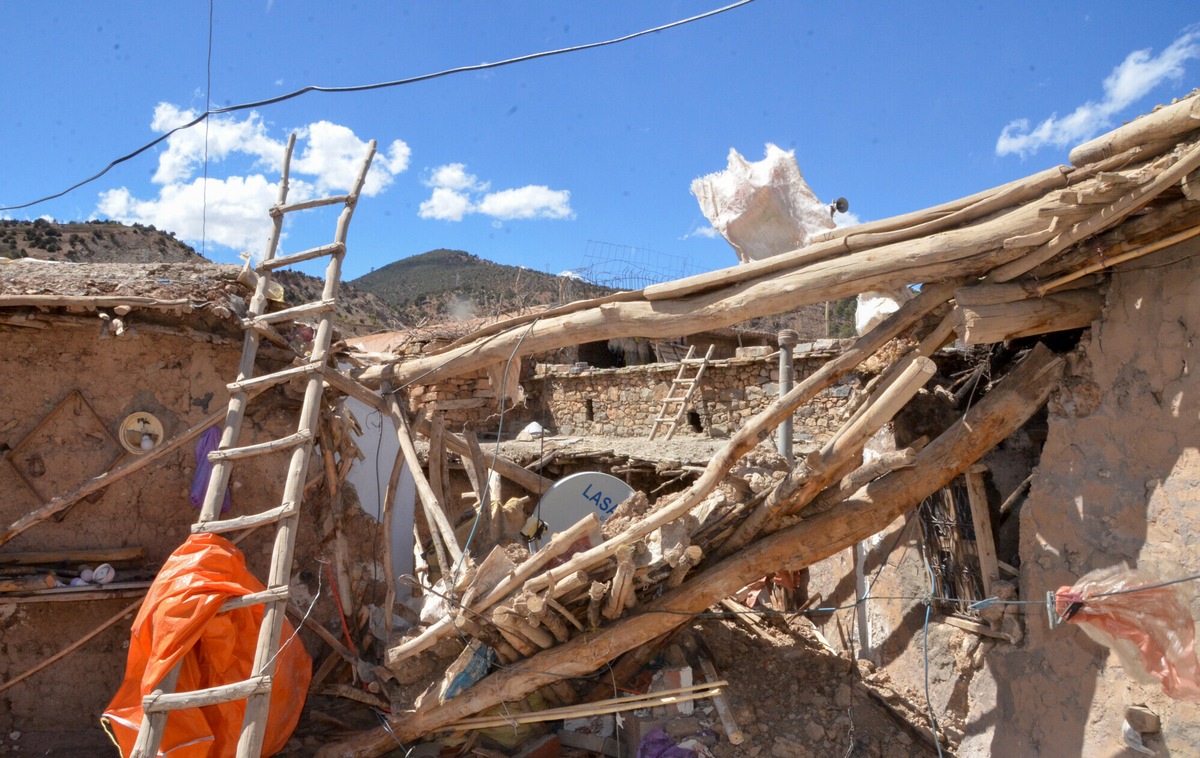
130;135;377;758
648;344;714;441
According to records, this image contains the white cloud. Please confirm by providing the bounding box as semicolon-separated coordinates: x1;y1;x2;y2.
426;163;487;192
94;103;410;257
559;270;584;280
292;121;410;197
681;225;720;240
419;187;474;222
418;162;574;223
96;175;285;252
150;103;282;184
997;28;1200;157
477;186;573;220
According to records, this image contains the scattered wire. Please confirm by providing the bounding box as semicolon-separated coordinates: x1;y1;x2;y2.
920;551;945;758
265;560;323;670
450;316;541;600
0;0;755;212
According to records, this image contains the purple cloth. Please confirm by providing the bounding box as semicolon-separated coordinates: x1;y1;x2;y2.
190;426;232;513
636;728;696;758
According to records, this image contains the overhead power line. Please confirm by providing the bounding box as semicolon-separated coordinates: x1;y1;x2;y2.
1;0;754;212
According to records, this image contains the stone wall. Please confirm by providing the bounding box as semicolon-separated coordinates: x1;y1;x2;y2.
529;340;857;440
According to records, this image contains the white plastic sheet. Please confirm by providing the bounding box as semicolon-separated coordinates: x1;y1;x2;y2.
691;144;834;263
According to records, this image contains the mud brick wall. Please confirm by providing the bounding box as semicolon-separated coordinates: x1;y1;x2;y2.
530;342;858;440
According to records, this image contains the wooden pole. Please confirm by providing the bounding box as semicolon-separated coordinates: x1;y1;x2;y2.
519;281;962;599
384;391;463;566
316;344;1063;758
386;513;600;666
355;191;1035;389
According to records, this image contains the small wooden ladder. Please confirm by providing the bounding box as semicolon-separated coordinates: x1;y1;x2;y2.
648;344;714;441
130;135;376;758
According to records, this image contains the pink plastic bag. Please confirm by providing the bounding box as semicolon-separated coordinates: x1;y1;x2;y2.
1056;565;1200;701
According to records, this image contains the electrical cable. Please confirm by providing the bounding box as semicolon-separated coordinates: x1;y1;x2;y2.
0;0;755;212
200;0;214;258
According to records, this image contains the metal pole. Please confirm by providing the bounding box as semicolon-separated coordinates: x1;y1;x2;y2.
776;329;799;461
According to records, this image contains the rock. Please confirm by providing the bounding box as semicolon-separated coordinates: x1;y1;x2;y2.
771;735;808;758
835;683;852;708
805;721;826;742
1125;705;1161;734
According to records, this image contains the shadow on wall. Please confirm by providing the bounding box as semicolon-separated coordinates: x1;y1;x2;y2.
978;244;1200;756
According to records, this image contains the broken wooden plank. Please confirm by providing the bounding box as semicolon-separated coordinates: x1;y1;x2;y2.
0;547;145;566
415;416;553;495
319;342;1063;758
964;464;999;596
941;615;1014;641
991;139;1200;281
384;391;463;567
953;289;1103;345
386;513;600;666
719;356;936;555
521;282;961;599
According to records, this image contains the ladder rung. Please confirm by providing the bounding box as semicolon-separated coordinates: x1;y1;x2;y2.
681;358;709;364
192;501;299;534
270;195;351;216
219;586;290;613
227;362;324;393
143;675;272;713
672;379;695;385
258;242;345;272
244;299;336;328
208;429;313;462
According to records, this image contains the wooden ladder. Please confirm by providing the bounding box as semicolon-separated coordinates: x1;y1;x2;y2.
130;135;377;758
648;344;714;441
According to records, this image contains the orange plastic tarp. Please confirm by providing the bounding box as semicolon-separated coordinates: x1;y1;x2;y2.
103;533;311;757
1056;565;1200;702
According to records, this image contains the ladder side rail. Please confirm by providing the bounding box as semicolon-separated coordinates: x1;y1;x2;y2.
198;134;297;524
235;139;377;758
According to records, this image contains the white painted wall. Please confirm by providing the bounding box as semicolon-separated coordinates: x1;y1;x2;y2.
342;395;415;596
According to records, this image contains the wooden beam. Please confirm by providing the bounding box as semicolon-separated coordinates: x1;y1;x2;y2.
355;194;1040;389
415;417;553;495
953;289;1103;345
1069;96;1200;167
383;392;463;567
520;281;962;599
316;343;1063;757
0;547;145;566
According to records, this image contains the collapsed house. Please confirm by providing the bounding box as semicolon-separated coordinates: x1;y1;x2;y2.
3;94;1200;757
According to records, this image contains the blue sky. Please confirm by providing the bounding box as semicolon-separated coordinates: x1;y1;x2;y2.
2;2;1198;284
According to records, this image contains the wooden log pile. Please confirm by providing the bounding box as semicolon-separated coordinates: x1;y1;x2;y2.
315;94;1200;756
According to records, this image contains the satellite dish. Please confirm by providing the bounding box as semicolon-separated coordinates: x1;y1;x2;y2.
537;471;635;535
